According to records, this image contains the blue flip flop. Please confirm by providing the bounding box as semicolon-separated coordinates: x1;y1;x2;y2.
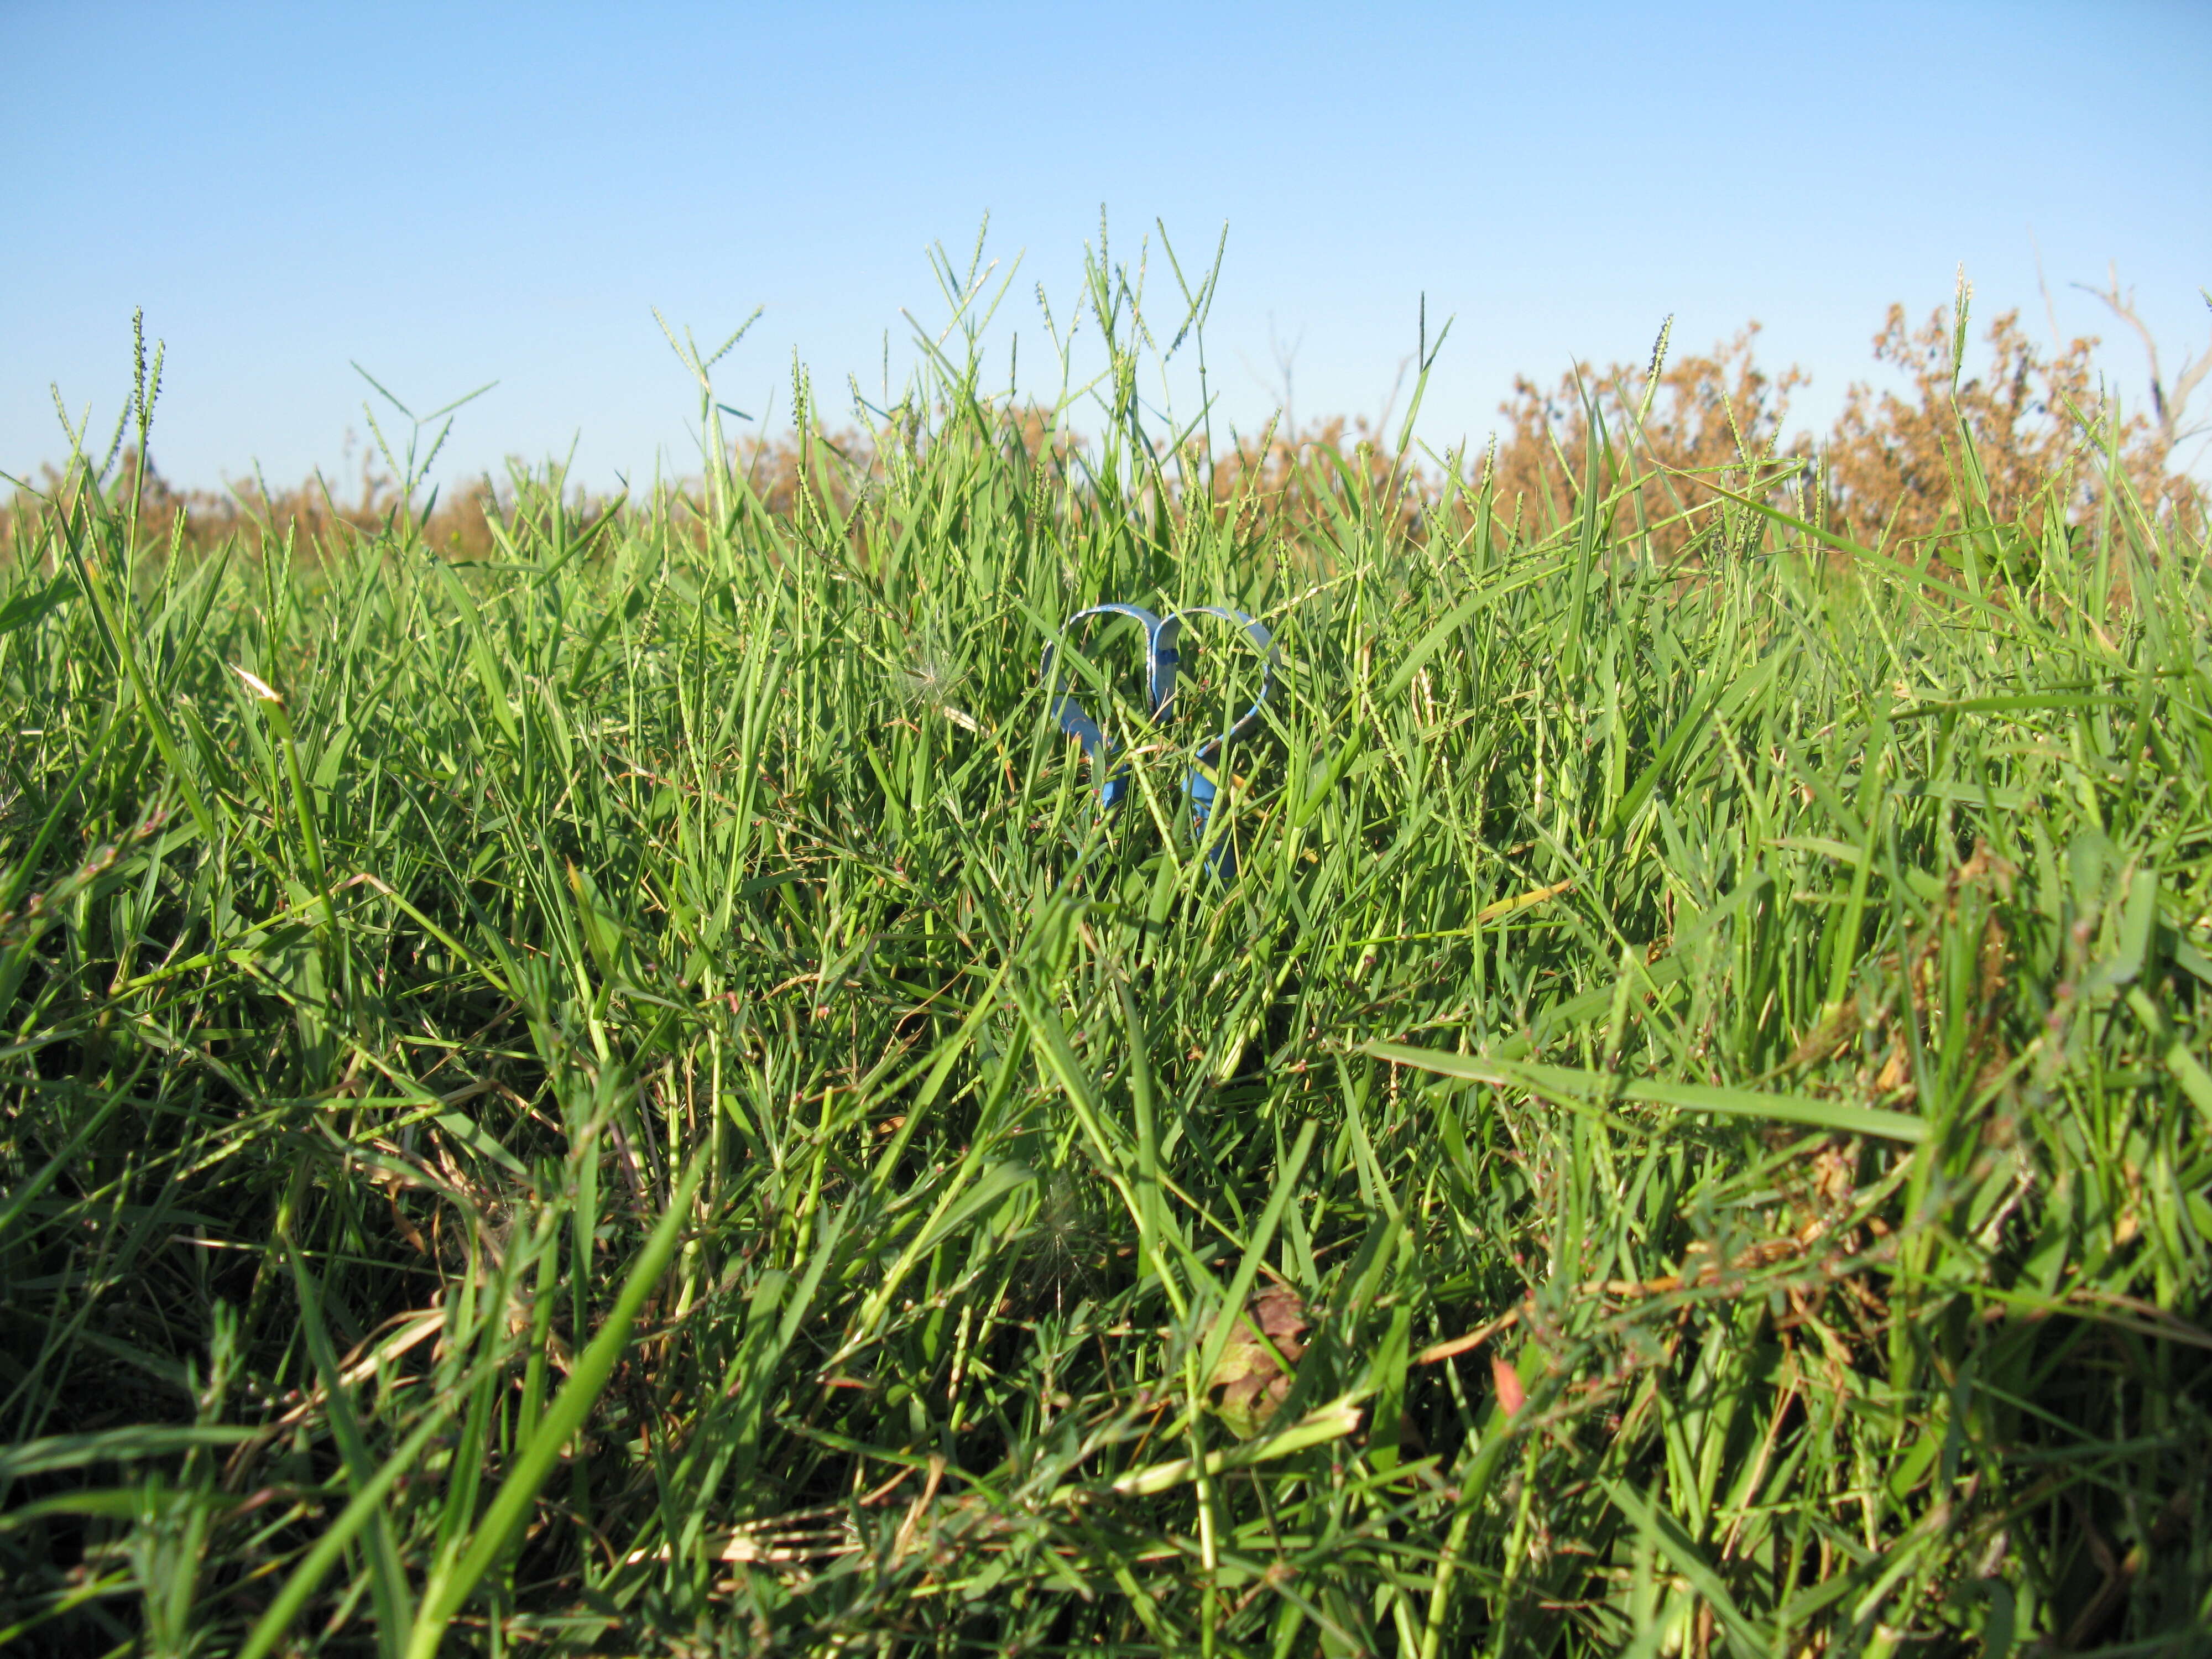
1040;604;1279;874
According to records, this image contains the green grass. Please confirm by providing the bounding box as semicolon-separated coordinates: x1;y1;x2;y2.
3;247;2211;1655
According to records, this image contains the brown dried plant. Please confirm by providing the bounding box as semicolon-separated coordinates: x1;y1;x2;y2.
1483;324;1813;553
2;447;541;565
9;289;2202;570
1817;300;2202;550
1477;299;2204;566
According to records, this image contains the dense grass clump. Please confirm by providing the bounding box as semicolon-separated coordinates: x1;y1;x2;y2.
3;258;2210;1655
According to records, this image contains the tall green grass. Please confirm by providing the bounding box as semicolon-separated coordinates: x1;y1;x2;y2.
3;241;2210;1656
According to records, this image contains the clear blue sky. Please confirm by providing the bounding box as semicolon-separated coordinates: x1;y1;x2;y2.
6;1;2208;493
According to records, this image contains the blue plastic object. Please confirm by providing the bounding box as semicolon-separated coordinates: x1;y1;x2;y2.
1040;604;1279;874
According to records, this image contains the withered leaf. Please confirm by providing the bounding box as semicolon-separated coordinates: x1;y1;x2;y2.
1207;1285;1311;1440
1491;1353;1525;1417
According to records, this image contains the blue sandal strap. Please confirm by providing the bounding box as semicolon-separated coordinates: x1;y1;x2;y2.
1040;604;1166;809
1159;608;1278;874
1041;604;1277;874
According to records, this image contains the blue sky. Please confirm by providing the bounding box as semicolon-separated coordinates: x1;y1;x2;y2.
5;1;2208;493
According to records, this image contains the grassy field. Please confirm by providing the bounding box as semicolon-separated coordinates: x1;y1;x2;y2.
4;264;2211;1656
